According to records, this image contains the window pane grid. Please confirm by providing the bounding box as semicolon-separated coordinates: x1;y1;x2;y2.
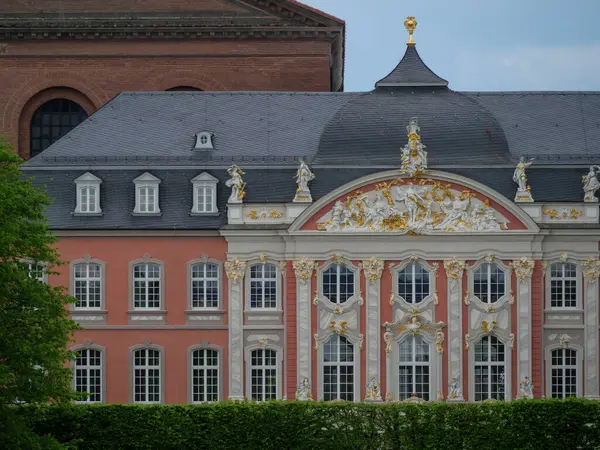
323;335;354;401
192;349;219;403
551;348;577;398
474;336;505;401
191;263;219;309
196;185;214;213
79;186;97;213
398;336;430;400
138;185;157;213
74;263;102;309
250;349;277;401
323;264;354;304
75;349;102;402
398;263;430;304
133;349;161;403
250;264;277;309
133;263;161;309
550;263;578;308
473;263;505;304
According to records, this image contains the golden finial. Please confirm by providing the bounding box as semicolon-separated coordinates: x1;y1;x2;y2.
404;16;417;46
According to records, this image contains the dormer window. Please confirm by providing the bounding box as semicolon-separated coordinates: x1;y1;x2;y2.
194;131;214;150
74;172;102;215
191;172;218;214
133;173;161;215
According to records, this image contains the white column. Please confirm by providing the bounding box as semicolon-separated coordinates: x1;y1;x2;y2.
362;258;384;401
444;258;466;401
293;258;317;400
225;257;246;400
511;257;535;399
582;258;600;399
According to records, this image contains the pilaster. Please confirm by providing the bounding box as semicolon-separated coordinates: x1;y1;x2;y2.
361;258;384;401
293;258;317;400
225;257;246;400
511;257;535;399
582;258;600;399
444;258;466;401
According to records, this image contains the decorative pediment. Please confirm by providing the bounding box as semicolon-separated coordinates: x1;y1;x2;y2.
315;178;509;234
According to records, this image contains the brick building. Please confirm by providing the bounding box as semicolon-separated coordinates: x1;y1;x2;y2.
21;13;600;404
0;0;344;159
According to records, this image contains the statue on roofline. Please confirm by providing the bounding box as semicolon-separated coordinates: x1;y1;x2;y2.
400;117;428;177
583;165;600;202
226;164;246;203
513;156;534;202
293;158;315;203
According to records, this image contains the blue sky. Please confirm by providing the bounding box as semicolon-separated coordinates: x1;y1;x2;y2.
303;0;600;92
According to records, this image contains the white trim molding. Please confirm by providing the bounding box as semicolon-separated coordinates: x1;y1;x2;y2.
70;341;107;403
190;172;218;215
133;172;161;215
581;257;600;398
545;343;584;399
444;258;467;401
224;257;246;400
361;257;384;401
73;172;102;216
128;341;165;404
187;342;224;403
244;343;284;401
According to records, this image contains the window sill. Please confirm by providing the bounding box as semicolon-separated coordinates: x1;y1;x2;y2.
131;212;162;217
127;309;166;325
70;309;107;324
185;309;225;325
244;309;283;324
72;211;104;217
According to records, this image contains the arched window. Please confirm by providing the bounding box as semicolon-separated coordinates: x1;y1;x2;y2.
249;348;278;401
398;335;430;400
398;263;430;304
30;99;88;158
190;263;219;309
133;348;161;403
474;336;505;401
191;348;219;403
73;262;102;309
550;348;578;398
323;335;354;401
473;263;505;304
74;348;103;402
322;264;354;304
549;262;578;308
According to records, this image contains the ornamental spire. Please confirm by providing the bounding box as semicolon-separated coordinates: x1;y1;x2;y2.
404;16;417;46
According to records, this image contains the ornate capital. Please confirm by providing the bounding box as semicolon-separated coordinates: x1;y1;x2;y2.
444;258;466;279
361;258;384;283
293;258;317;282
511;257;535;282
224;257;246;282
581;257;600;281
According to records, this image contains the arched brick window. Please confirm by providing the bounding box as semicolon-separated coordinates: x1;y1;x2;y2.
30;99;88;158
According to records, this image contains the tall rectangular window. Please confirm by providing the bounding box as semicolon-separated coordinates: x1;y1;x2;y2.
79;186;98;213
551;348;578;398
398;335;430;400
250;349;277;401
191;349;219;403
550;263;578;308
196;185;215;213
250;264;277;309
74;263;102;309
397;263;430;304
133;263;161;309
75;349;102;402
133;348;161;403
323;335;354;401
139;185;156;213
322;264;354;304
191;263;219;309
474;336;505;401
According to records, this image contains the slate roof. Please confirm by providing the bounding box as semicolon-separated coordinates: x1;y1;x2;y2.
22;42;600;230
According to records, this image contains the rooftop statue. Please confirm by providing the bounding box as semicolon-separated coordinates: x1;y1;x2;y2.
226;165;246;203
583;165;600;203
293;158;315;203
513;156;534;202
400;117;428;177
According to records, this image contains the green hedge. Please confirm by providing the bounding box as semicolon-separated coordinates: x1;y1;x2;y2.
9;399;600;449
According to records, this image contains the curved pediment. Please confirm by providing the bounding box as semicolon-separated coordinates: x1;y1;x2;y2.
291;170;539;233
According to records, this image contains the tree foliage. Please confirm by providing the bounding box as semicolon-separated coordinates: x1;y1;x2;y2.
0;138;78;407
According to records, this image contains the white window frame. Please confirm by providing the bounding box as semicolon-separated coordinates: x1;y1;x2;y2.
397;335;432;401
131;262;162;310
547;261;580;310
71;343;106;403
546;344;582;398
244;345;282;401
194;131;214;150
247;262;280;310
317;259;360;308
188;345;223;403
467;258;511;308
73;172;102;215
190;172;218;214
130;345;164;404
72;262;103;310
189;261;220;310
74;348;103;402
27;261;47;283
316;333;360;402
133;172;161;215
472;335;507;401
472;263;506;304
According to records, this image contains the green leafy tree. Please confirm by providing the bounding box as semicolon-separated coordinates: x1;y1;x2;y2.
0;138;79;407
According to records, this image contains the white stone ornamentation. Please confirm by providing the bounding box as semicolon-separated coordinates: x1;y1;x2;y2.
400;117;428;177
224;257;246;282
293;158;315;203
365;376;382;401
225;165;246;203
316;179;507;233
448;376;461;401
295;378;313;401
583;166;600;202
293;258;317;284
361;258;384;283
383;330;394;354
513;156;534;202
511;257;535;282
517;376;534;399
435;330;445;354
444;258;467;279
581;257;600;281
329;320;348;336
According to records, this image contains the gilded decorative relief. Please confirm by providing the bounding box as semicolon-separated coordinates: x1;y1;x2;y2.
581;257;600;281
293;258;317;282
511;258;535;281
316;178;508;234
224;257;246;281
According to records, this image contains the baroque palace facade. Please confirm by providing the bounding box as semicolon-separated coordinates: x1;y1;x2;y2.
22;16;600;404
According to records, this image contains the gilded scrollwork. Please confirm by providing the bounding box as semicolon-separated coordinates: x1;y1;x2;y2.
444;258;467;279
361;258;384;283
464;333;471;351
224;257;246;282
511;257;535;282
293;258;317;283
581;257;600;281
509;333;515;350
435;330;444;354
